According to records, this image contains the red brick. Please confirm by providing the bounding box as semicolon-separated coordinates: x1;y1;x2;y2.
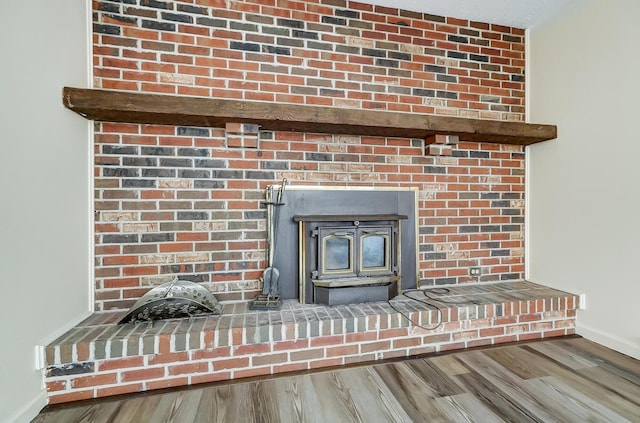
147;352;189;365
96;383;144;398
71;373;117;389
121;367;165;382
191;371;232;385
274;362;309;373
213;357;249;371
146;377;189;391
233;343;271;356
326;344;359;357
46;380;68;392
98;356;144;372
191;347;231;360
310;358;343;369
360;340;391;354
252;353;288;367
379;328;409;339
273;339;310;351
168;362;209;376
48;390;94;404
234;367;271;379
310;335;344;347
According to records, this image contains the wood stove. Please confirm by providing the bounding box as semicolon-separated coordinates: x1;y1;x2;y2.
295;214;407;305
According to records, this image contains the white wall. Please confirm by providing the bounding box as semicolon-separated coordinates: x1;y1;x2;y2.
527;0;640;359
0;1;91;421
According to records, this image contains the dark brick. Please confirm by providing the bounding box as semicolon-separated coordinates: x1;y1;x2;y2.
389;51;410;61
501;225;521;232
177;148;209;157
230;41;260;52
93;24;120;35
491;249;510;257
262;161;289;170
246;14;273;25
178;169;210;178
322;16;346;26
212;170;243;179
448;51;467;59
388;86;411;95
277;37;304;47
265;45;291;55
470;151;490;158
244;210;265;219
481;241;500;249
263;26;288;36
491;200;510;208
348;20;372;30
196;17;226;28
160;158;192;167
123;157;156;166
320;88;344;97
140;0;170;9
177;212;209;220
176;4;207;14
230;21;258;32
437;91;457;99
103;167;139;177
141;233;174;242
142;20;175;31
103;145;138;155
435;277;456;286
480;193;500;199
424;14;446;23
511;217;524;224
363;48;385;57
460;28;480;37
502;209;521;216
161;12;192;23
480;225;501;232
95;2;120;13
122;179;156;188
448;35;468;44
452;150;468;158
177;127;209;137
305;153;332;161
336;9;359;18
277;18;304;28
103;234;139;243
194;159;225;168
423;165;445;174
437;75;457;83
470;54;489;63
501;273;520;281
511;74;524;82
142;168;175;177
105;14;138;25
244;171;274;180
459;226;480;233
194;180;225;189
481;64;501;72
426;253;446;260
307;41;333;51
503;35;522;43
292;30;318;40
46;363;94;377
142;147;174;156
501;193;522;200
413;88;435;97
424;65;446;74
336;45;359;54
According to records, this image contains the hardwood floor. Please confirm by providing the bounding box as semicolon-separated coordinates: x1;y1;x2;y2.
32;337;640;422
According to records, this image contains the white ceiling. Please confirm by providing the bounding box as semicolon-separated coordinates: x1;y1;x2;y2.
356;0;576;28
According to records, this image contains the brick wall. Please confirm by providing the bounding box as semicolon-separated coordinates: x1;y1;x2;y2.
92;0;526;311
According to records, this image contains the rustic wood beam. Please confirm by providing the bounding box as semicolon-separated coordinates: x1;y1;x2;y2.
63;87;557;145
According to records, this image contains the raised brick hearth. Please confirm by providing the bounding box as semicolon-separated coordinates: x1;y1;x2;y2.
44;281;577;404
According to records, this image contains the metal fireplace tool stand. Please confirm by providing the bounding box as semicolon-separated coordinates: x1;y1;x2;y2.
251;179;287;310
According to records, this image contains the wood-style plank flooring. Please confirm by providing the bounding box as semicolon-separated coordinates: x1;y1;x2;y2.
32;337;640;422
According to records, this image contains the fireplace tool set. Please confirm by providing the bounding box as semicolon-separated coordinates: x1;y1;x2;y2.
252;179;287;310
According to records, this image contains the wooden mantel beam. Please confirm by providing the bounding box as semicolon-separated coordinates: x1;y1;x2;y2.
62;87;556;145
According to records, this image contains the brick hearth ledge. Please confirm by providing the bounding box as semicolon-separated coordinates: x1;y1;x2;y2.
44;281;577;404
